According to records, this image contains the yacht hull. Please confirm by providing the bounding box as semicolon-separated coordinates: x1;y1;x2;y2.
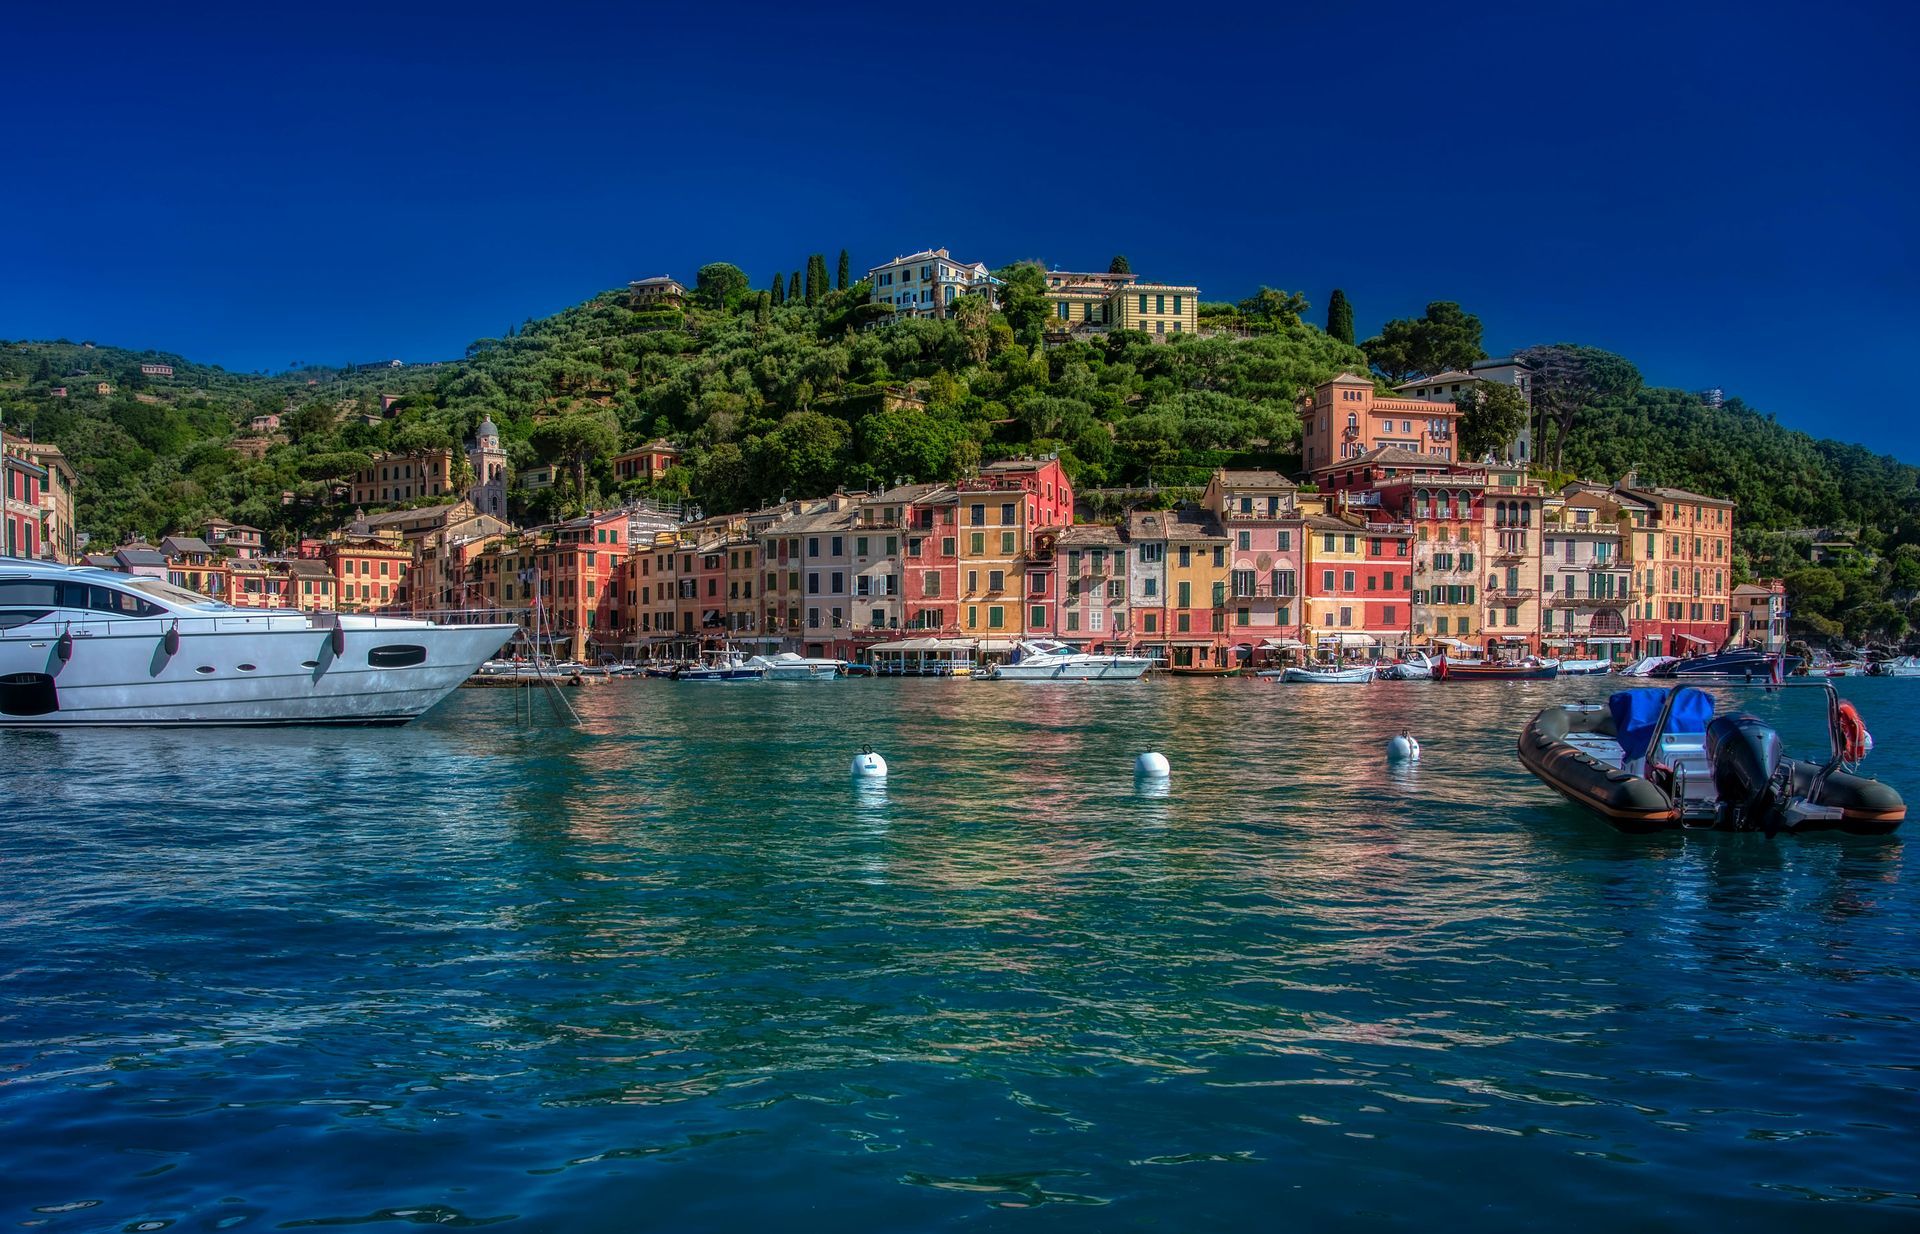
0;620;514;727
992;659;1151;681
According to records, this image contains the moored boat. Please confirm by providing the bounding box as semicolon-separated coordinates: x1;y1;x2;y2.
1378;651;1435;680
1435;656;1559;681
1558;658;1613;675
747;652;843;681
1870;654;1920;678
1269;663;1376;684
987;640;1152;681
0;560;514;726
1519;683;1903;834
1652;647;1802;678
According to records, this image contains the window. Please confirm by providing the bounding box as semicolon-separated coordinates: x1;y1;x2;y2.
1343;570;1356;591
1177;613;1190;632
1279;531;1291;552
970;533;985;554
988;570;1004;592
1238;531;1251;551
1236;607;1250;626
988;606;1004;629
1000;502;1015;525
1145;578;1158;597
1001;531;1016;555
967;569;979;592
970;504;985;526
1178;545;1190;567
1339;606;1352;626
942;536;956;557
1178;582;1191;608
1213;547;1225;567
1067;611;1080;631
924;571;941;596
1030;605;1045;627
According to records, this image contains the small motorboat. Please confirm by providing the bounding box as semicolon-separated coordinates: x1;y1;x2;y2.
1617;656;1677;677
672;650;763;681
1869;654;1920;678
1519;683;1903;834
1269;663;1376;684
1378;651;1435;680
1435;656;1559;681
747;652;842;681
988;640;1153;681
1558;658;1613;675
1653;648;1803;678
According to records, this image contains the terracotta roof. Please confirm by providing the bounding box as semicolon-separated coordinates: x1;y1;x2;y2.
1053;524;1124;547
866;482;949;503
159;535;214;556
1347;446;1452;468
1621;484;1736;508
1127;507;1225;541
1325;371;1375;386
1302;514;1363;533
1214;469;1296;489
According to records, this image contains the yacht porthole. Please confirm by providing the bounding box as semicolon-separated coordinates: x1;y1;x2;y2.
238;664;257;672
195;666;216;675
367;644;428;668
301;659;318;668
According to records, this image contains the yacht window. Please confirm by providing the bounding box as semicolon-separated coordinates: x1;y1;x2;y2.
0;610;52;630
367;644;428;668
123;576;228;609
0;580;60;607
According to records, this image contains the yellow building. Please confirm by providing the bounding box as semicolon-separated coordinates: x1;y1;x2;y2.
1110;283;1199;339
956;489;1028;648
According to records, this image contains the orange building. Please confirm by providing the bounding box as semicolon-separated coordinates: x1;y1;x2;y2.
1617;481;1736;656
328;536;413;611
611;440;680;485
1302;373;1461;477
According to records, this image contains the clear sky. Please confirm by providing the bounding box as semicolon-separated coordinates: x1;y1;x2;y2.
5;1;1914;455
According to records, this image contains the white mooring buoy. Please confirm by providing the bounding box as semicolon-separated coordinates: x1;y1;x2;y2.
1387;730;1422;762
851;747;888;779
1135;751;1171;779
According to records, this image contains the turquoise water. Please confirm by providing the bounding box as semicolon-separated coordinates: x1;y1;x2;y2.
2;678;1916;1231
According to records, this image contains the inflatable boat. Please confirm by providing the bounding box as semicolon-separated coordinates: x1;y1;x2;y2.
1519;683;1903;834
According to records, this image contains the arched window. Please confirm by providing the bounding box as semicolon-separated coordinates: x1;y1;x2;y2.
1346;412;1358;430
1414;488;1430;519
1495;501;1508;527
1520;503;1532;528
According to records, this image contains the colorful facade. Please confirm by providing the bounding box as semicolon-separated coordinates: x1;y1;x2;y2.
1303;374;1461;476
1203;469;1303;652
1618;483;1736;656
1540;490;1634;657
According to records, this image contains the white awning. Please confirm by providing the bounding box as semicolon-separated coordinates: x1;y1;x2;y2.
1261;637;1309;650
1318;633;1377;647
976;639;1016;652
1437;637;1476;650
1495;634;1531;642
1675;632;1712;646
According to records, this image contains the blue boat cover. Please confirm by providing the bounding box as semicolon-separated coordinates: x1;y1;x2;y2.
1610;687;1714;761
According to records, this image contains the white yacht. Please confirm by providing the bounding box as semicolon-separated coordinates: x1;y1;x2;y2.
990;640;1152;681
748;652;842;681
0;560;515;726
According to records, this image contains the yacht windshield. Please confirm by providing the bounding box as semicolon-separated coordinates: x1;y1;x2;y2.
122;576;233;609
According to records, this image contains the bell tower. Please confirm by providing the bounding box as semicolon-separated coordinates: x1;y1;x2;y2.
467;416;508;520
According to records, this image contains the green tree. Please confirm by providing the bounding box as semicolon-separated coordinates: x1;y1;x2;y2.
1326;288;1354;345
529;410;620;496
1454;380;1529;462
993;262;1052;345
770;271;785;306
1108;255;1131;275
694;263;749;311
1236;287;1310;328
1519;343;1641;472
836;249;850;290
1362;301;1485;382
753;410;848;500
805;254;827;306
790;270;803;305
858;406;963;484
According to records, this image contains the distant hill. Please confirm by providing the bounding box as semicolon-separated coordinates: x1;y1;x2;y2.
4;277;1916;643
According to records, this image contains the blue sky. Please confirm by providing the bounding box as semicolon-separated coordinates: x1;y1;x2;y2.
4;1;1914;455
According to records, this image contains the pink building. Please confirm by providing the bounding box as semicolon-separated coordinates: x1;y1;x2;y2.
1046;524;1130;649
1203;469;1304;658
898;485;960;632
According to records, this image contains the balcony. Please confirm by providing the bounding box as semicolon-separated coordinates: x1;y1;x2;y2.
1546;593;1632;608
1485;588;1537;602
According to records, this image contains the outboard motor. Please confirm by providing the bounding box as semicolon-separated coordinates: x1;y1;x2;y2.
1706;713;1786;829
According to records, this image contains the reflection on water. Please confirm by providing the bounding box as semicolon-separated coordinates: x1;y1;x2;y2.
1;678;1915;1231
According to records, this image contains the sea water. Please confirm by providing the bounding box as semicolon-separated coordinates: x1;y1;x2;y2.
2;678;1915;1231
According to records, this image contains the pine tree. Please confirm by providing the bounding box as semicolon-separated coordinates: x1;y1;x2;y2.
755;292;772;326
1326;288;1355;345
837;249;850;290
771;272;785;305
1108;254;1131;275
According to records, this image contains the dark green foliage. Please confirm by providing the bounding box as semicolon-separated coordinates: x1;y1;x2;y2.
1326;288;1354;346
1454;380;1529;462
694;263;749;310
1362;301;1485;381
1108;255;1131;275
805;254;827;306
770;272;785;306
836;249;850;291
993;262;1053;345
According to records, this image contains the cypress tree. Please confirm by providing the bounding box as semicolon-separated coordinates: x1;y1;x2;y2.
837;249;850;290
806;254;826;306
1326;288;1355;345
771;272;785;305
1108;254;1131;275
791;270;803;307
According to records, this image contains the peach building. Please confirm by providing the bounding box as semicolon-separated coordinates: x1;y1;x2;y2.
1302;373;1461;477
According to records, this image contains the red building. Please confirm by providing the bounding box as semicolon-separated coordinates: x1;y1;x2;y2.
896;484;961;632
2;440;47;560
